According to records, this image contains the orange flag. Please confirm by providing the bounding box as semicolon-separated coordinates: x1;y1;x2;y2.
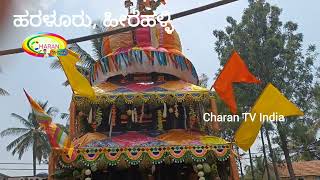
213;51;260;114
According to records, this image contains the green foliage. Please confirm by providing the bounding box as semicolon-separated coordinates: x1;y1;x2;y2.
0;100;60;175
198;73;209;88
244;156;265;180
288;121;319;161
0;101;56;161
80;114;93;133
0;88;9;96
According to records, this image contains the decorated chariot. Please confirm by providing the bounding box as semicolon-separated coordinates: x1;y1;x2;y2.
48;1;240;179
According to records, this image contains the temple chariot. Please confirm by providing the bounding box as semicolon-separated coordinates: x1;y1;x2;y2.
49;1;239;179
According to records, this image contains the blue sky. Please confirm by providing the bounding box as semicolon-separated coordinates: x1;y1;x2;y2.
0;0;319;177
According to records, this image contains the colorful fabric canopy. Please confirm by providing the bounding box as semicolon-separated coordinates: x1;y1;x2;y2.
59;130;231;168
111;131;161;147
156;129;203;145
74;80;213;105
74;132;107;148
75;130;228;148
102;25;182;57
90;48;198;85
97;22;187;85
94;80;207;94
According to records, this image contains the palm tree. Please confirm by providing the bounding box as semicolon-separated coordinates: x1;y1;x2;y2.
0;66;9;95
0;101;58;176
0;87;8;95
50;21;106;84
57;113;70;135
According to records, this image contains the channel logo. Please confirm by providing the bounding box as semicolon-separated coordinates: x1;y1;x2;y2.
22;32;68;58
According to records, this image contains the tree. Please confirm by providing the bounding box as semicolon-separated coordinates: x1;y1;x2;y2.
244;155;265;180
0;101;58;176
198;73;209;88
288;121;319;161
213;0;317;179
286;73;320;161
0;66;9;96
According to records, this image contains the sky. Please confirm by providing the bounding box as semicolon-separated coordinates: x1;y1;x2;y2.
0;0;319;177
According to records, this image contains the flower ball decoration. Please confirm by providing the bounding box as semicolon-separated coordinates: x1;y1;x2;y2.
203;163;211;174
198;171;204;177
127;109;132;116
196;164;203;170
84;169;91;176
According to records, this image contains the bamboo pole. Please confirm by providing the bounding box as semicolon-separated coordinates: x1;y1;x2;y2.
48;152;58;180
248;148;255;180
265;125;281;180
260;127;271;180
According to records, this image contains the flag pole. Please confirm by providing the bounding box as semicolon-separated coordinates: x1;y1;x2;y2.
236;146;244;179
265;124;281;180
260;125;271;180
248;148;255;180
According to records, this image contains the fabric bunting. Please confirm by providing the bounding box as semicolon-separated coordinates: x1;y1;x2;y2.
24;90;74;157
234;83;304;151
213;51;260;114
73;80;213;106
90;49;198;85
59;130;231;167
58;49;96;100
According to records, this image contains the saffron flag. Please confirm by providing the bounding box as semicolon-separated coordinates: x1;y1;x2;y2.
58;49;96;100
24;90;74;157
213;51;260;114
234;83;304;151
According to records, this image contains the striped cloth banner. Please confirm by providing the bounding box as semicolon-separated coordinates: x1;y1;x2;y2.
24;90;74;157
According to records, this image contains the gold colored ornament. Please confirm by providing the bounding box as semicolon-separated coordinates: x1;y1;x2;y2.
111;105;116;126
127;109;132;116
157;110;163;131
